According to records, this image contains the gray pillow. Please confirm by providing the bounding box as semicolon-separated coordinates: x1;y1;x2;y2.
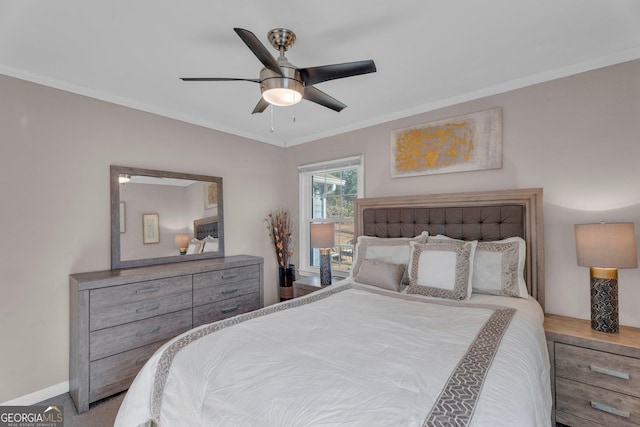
354;259;406;292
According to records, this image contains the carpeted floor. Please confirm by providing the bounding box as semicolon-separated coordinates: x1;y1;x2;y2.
36;391;125;427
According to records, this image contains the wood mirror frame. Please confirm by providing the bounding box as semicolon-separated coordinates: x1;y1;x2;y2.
110;165;224;269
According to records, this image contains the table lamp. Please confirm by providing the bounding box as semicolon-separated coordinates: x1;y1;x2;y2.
174;234;190;255
311;222;335;286
575;222;638;333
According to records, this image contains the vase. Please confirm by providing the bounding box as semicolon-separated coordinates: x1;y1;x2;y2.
278;264;296;301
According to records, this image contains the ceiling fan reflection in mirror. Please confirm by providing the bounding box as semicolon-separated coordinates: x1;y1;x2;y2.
181;28;377;114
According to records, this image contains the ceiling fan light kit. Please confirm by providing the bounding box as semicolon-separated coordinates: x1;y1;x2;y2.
259;64;304;107
181;27;376;114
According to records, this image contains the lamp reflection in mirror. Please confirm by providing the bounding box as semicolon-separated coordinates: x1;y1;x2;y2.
311;223;335;286
575;222;638;333
174;234;189;255
118;174;130;184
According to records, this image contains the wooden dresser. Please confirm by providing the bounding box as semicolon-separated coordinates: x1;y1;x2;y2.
69;255;263;413
545;314;640;427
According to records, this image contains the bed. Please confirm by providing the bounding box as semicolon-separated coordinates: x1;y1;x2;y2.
115;188;551;427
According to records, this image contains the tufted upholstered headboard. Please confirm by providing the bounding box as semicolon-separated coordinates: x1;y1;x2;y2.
354;188;545;310
194;216;219;240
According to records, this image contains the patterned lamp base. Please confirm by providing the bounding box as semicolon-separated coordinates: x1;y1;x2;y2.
319;248;332;286
590;267;619;334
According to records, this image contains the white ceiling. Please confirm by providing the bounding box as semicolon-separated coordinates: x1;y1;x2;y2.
2;1;639;147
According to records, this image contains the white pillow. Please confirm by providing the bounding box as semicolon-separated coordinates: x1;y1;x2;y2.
406;240;477;300
350;232;429;282
186;238;203;255
429;235;528;298
201;235;219;253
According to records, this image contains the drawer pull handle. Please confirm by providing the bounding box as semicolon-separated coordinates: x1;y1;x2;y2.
590;364;630;380
221;305;239;314
136;304;160;314
221;289;238;295
136;326;160;337
135;356;151;365
223;273;238;280
136;286;159;295
590;401;630;418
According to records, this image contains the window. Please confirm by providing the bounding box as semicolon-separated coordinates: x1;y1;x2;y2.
298;155;364;277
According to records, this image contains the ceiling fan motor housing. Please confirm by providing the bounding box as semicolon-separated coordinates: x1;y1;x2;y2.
259;62;304;106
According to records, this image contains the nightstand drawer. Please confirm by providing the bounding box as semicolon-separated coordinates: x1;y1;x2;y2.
556;342;640;398
557;377;640;427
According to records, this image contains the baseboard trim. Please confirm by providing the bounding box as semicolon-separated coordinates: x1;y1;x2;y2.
1;381;69;406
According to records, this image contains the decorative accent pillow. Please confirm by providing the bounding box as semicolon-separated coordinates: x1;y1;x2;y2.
186;238;203;255
406;240;477;300
354;259;406;292
429;235;528;298
201;235;219;253
350;232;429;283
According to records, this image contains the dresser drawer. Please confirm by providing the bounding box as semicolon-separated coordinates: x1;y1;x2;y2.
193;266;260;306
193;292;261;327
90;276;192;309
556;342;640;398
89;309;192;361
194;265;260;286
89;340;165;402
90;290;191;331
557;377;640;426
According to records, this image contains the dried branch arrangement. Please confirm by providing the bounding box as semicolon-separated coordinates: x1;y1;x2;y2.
265;208;294;268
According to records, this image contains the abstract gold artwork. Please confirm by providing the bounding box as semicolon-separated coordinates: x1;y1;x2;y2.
390;108;502;177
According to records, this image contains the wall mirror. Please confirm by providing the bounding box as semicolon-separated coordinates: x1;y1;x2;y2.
110;165;224;269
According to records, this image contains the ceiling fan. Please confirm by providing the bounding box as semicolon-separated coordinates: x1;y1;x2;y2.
181;28;377;114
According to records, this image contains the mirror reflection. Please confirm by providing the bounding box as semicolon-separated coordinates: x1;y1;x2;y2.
111;166;224;269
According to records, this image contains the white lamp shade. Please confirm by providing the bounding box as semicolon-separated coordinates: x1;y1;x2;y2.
310;223;335;248
262;88;303;106
575;222;638;268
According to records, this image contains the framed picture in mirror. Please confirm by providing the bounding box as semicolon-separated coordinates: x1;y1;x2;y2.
142;213;160;244
119;202;126;233
204;182;218;209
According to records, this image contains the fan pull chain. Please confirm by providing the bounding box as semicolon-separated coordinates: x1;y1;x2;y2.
270;105;275;133
292;90;296;123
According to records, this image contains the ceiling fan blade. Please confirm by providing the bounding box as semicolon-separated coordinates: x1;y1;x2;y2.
303;86;346;112
252;97;270;114
180;77;260;83
298;60;376;86
233;28;282;76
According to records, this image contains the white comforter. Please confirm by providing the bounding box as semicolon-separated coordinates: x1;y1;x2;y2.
115;281;551;427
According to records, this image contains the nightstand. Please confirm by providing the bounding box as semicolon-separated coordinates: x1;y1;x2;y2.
544;314;640;427
293;276;336;298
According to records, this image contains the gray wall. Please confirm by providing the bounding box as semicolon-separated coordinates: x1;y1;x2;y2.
0;74;286;403
1;58;639;404
284;58;640;327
